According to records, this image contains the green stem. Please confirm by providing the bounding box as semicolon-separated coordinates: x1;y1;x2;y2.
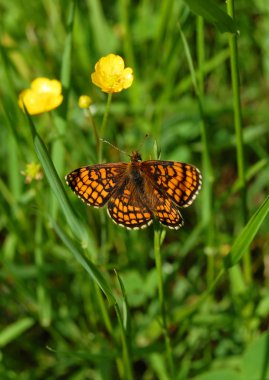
154;229;175;378
51;0;76;218
97;93;113;263
114;303;134;380
35;213;51;327
84;108;100;156
98;93;113;162
118;0;139;110
226;0;251;283
196;16;215;286
96;93;111;259
180;21;215;287
118;0;135;70
196;16;205;96
94;283;125;377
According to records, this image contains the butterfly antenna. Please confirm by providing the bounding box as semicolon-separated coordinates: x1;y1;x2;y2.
99;139;127;156
136;133;149;153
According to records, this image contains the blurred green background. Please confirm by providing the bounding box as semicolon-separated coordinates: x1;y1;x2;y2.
1;0;269;379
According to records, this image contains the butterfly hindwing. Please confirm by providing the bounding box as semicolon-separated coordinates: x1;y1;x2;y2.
107;180;153;229
143;178;184;229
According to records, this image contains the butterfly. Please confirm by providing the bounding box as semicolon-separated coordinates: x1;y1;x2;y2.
65;151;202;230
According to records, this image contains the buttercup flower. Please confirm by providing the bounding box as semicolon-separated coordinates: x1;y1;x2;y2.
78;95;92;109
18;77;63;115
91;53;133;93
21;163;43;184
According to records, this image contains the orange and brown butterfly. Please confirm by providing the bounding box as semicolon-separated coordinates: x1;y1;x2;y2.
65;151;202;230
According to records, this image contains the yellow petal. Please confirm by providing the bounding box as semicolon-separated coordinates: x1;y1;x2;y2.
18;77;63;115
91;54;133;93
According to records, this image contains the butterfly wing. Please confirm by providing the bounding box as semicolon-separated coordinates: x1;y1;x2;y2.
107;180;153;229
66;157;201;230
141;160;202;208
65;163;127;207
143;180;184;229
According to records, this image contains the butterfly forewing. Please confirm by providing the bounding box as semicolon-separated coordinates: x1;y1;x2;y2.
65;163;127;207
141;160;202;208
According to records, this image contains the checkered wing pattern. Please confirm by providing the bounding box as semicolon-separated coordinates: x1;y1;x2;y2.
107;182;153;229
142;160;202;208
150;187;184;229
65;163;127;207
66;153;202;230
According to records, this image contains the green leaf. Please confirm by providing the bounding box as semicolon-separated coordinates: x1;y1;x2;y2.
242;333;269;380
225;195;269;268
0;318;35;347
183;0;237;33
115;270;131;333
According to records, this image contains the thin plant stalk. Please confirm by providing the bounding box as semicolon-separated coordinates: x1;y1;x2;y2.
226;0;251;283
196;16;215;286
118;0;135;70
35;212;51;327
98;92;113;163
115;270;134;380
97;92;113;261
179;23;214;286
93;283;124;377
83;107;100;156
114;303;134;380
196;16;205;97
118;0;139;110
50;0;76;218
154;229;175;378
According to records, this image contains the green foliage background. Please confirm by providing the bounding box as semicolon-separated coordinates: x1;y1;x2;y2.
1;0;269;379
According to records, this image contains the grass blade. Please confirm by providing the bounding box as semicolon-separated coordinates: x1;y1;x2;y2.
183;0;237;33
225;195;269;268
25;111;96;251
53;221;115;304
0;318;35;347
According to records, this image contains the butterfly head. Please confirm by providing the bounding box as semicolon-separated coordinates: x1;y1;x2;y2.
130;151;142;162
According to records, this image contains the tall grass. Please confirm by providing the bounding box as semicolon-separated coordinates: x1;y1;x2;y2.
1;1;269;379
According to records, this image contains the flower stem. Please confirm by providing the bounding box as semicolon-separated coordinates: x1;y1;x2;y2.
84;108;100;156
98;92;113;163
97;93;112;260
154;229;175;378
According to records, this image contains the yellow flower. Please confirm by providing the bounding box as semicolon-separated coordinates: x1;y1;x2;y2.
78;95;92;109
18;77;63;115
91;53;133;93
21;162;43;184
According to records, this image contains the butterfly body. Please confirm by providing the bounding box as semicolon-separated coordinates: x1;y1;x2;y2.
65;151;202;230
